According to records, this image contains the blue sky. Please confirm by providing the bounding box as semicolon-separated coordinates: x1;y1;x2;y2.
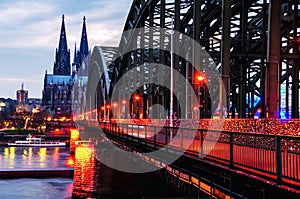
0;0;132;99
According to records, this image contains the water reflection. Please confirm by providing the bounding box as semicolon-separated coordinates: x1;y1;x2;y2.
72;143;192;198
66;155;75;168
9;147;15;168
73;146;99;198
38;148;47;168
0;146;73;169
0;178;73;199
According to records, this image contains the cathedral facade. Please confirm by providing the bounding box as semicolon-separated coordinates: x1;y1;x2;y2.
42;15;89;117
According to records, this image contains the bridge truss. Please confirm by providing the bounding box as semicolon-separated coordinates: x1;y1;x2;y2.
81;0;300;120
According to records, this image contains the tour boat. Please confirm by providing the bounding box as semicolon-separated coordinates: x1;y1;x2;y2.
8;136;66;147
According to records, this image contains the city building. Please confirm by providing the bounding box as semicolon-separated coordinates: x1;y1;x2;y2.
27;98;42;112
15;84;42;113
16;83;28;104
0;98;16;116
42;15;90;118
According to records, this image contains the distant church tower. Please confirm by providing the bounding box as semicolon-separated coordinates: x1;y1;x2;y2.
54;15;71;75
73;16;89;71
16;82;28;104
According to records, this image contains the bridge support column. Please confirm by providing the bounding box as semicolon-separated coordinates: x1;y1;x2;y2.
221;0;231;117
266;0;281;118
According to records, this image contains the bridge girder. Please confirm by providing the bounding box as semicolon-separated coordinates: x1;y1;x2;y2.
87;0;300;119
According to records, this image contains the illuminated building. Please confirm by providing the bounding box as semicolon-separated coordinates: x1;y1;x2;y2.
42;15;90;117
16;83;28;104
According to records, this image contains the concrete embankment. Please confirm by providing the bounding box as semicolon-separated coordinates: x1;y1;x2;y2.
0;169;74;179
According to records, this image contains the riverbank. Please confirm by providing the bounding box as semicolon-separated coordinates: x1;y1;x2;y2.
0;168;74;179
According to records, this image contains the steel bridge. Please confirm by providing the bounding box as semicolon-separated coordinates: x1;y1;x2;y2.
74;0;300;120
71;0;300;198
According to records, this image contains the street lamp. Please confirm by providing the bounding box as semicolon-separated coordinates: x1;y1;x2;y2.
195;74;206;84
196;75;205;82
106;105;111;120
101;106;105;120
194;73;206;119
112;103;117;119
132;94;141;119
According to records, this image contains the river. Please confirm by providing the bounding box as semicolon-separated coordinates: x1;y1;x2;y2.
0;146;73;199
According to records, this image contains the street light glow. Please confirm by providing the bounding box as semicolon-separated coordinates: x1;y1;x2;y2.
196;75;205;82
134;95;140;100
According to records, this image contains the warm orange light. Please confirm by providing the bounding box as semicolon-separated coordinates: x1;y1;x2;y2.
113;103;117;107
47;116;52;121
66;155;74;167
101;106;105;110
196;75;205;82
122;100;126;104
54;147;60;153
106;105;111;109
70;129;80;140
135;95;140;100
38;148;47;158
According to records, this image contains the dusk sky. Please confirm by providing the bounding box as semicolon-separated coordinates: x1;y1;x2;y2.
0;0;132;99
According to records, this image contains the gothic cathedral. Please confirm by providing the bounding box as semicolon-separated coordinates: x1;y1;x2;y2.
42;15;89;117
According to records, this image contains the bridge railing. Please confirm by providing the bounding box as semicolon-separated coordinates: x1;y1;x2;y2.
99;121;300;188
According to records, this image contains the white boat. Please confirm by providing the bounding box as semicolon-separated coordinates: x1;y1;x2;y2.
8;136;66;147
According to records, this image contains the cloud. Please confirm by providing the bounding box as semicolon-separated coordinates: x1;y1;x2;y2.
0;1;55;25
0;0;133;98
0;77;39;83
0;0;132;50
0;1;57;49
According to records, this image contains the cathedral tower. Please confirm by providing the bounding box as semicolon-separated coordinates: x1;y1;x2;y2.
53;14;71;75
73;16;89;71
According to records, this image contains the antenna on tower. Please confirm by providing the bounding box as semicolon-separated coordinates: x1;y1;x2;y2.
21;82;24;90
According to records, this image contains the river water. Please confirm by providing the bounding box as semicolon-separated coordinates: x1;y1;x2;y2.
0;146;73;199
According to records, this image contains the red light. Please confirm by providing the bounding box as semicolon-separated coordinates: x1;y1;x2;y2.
66;156;74;167
54;128;60;135
101;106;105;110
134;95;140;100
106;105;111;109
196;75;205;82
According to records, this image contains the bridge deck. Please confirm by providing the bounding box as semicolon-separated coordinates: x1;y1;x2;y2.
74;120;300;198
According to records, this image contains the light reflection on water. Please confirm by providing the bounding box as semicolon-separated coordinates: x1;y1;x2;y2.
0;146;73;169
0;146;73;198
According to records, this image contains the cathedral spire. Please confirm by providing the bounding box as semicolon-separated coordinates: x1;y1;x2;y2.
58;14;68;53
73;42;77;63
77;16;89;70
54;14;71;76
72;42;79;70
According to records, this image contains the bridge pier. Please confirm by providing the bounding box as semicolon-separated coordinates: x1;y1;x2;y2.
71;138;198;198
70;129;80;155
